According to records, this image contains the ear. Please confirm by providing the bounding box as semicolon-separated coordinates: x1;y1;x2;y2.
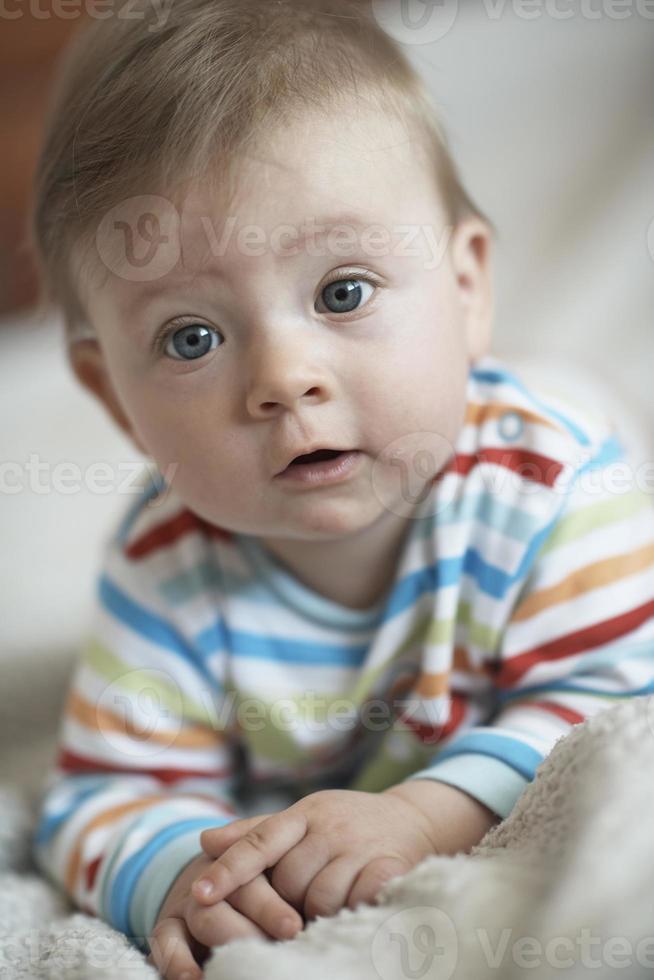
450;217;494;364
67;338;148;456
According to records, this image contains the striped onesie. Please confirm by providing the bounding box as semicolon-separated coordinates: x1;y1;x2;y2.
32;354;654;953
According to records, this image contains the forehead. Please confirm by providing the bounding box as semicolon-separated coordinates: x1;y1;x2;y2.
79;101;446;306
180;101;445;246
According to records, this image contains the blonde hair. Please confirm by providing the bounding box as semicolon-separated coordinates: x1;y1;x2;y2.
29;0;492;346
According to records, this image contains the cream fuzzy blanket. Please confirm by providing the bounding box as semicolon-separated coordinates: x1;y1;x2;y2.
2;696;654;980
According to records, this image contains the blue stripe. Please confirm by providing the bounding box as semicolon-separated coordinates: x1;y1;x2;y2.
115;471;167;546
416;490;541;544
195;618;370;666
108;816;232;935
99;574;216;687
497;677;654;704
33;776;111;848
471;365;592;446
427;730;544;781
575;434;625;476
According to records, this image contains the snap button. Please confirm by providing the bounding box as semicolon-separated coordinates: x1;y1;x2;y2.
498;410;524;442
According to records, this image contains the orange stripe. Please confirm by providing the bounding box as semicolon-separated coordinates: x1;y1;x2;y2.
68;790;236;895
464;400;562;434
66;794;170;893
511;542;654;622
414;670;450;698
497;596;654;689
125;508;232;560
66;688;223;750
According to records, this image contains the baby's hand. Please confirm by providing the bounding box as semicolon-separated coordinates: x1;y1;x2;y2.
192;789;437;923
147;850;304;980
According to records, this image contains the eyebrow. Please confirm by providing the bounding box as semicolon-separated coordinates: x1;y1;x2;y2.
119;211;377;317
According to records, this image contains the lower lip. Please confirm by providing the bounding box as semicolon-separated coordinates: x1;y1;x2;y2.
276;451;362;486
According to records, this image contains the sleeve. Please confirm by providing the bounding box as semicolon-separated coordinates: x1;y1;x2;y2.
30;529;243;955
403;438;654;821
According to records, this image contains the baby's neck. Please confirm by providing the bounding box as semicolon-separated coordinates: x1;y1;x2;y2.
258;509;416;612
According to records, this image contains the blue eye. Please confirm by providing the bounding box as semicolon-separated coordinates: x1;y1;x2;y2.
320;278;375;314
164;323;221;361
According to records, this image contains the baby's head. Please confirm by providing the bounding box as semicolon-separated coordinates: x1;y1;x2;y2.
30;0;494;541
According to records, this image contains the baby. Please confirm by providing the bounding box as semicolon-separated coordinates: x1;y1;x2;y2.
28;1;654;978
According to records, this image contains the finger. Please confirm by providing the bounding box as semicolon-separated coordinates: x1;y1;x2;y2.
148;915;204;980
187;893;272;949
226;872;305;940
346;856;411;912
199;815;272;856
191;809;307;905
266;833;331;914
303;854;361;921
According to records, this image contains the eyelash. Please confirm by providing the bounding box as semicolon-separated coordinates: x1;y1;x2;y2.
153;269;381;358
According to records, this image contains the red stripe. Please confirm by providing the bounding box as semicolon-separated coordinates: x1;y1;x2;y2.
497;596;654;689
400;691;467;747
517;699;586;726
435;447;564;488
57;748;232;785
85;855;103;891
125;509;232;559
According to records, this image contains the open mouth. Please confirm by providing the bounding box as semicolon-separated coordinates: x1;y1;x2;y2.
277;448;362;484
289;449;346;466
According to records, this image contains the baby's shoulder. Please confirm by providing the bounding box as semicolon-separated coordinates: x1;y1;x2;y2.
466;354;617;490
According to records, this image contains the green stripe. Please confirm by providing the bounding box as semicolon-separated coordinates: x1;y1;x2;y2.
456;600;501;652
82;636;217;728
539;485;651;556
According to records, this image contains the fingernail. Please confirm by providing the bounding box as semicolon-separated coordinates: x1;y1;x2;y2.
194;878;215;898
279;916;300;938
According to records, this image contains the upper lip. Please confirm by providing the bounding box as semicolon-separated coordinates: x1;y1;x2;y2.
274;444;355;476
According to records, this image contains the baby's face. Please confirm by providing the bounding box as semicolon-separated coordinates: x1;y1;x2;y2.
78;102;492;541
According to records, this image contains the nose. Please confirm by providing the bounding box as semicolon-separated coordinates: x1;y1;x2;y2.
244;332;331;417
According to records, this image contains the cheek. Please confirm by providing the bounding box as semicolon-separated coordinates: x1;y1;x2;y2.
119;384;208;468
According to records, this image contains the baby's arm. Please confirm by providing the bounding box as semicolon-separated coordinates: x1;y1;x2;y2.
395;448;654;826
32;524;303;972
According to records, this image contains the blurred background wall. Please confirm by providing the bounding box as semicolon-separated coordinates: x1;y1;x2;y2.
0;1;653;800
